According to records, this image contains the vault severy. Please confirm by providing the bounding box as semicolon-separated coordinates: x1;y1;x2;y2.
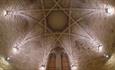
0;0;115;70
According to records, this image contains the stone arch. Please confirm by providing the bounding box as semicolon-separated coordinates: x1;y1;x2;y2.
46;47;71;70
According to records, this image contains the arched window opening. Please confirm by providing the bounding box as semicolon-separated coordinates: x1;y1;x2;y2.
46;47;71;70
47;53;56;70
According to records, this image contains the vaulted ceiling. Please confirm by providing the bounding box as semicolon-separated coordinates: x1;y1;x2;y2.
0;0;115;70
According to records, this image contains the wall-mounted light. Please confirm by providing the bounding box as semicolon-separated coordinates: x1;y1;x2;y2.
89;38;104;53
104;54;110;59
39;65;45;70
71;65;77;70
105;55;109;58
105;5;114;16
98;44;103;53
3;10;13;16
6;57;10;61
12;47;19;54
3;9;19;17
3;10;7;16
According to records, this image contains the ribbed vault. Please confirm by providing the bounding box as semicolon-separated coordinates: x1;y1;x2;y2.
0;0;115;70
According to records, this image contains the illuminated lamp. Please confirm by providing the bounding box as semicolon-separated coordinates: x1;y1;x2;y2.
105;6;114;15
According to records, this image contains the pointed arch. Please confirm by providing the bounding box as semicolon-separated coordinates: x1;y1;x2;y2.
46;47;71;70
